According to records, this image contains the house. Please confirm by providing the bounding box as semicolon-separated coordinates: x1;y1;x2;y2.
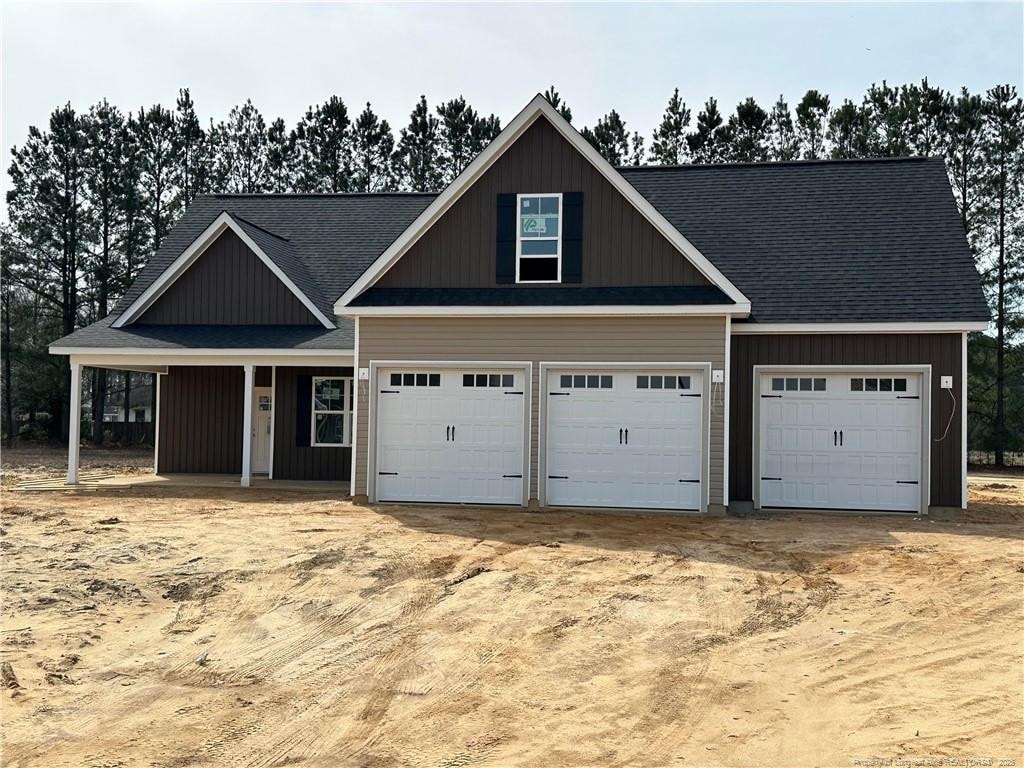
102;382;154;423
50;94;989;515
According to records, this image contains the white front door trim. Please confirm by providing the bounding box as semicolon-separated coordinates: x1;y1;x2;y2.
367;360;533;505
250;385;273;475
751;364;932;514
538;361;712;513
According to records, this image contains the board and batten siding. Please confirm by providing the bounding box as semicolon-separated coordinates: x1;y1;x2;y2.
273;366;353;481
356;315;727;506
729;332;964;508
376;118;711;290
156;366;267;473
138;229;319;325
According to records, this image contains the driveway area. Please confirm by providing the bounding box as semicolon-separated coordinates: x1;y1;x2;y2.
1;472;1021;767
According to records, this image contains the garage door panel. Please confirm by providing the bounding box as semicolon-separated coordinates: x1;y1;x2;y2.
759;372;922;512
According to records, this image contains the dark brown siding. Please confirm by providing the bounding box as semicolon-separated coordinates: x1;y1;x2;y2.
729;333;963;507
157;366;243;473
378;118;711;289
273;366;352;481
138;230;319;325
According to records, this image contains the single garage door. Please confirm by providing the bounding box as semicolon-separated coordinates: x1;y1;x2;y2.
758;372;923;512
545;369;704;511
375;368;526;504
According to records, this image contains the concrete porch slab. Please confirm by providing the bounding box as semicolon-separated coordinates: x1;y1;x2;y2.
11;472;350;494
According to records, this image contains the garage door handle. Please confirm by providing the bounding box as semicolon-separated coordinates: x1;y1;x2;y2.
380;389;400;394
503;474;522;478
680;393;701;398
839;430;843;446
761;476;782;481
619;428;623;444
678;479;700;483
451;425;455;441
834;430;838;446
446;425;451;441
624;428;628;444
761;394;782;398
505;391;523;395
550;392;570;396
378;471;398;476
896;480;919;485
548;475;568;480
897;395;919;400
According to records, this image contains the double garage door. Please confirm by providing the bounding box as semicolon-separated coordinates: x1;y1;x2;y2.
374;365;706;511
758;371;924;512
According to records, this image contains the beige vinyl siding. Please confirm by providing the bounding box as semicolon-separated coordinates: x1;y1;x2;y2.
355;315;727;506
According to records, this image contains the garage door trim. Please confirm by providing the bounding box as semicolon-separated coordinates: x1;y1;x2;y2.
751;364;931;515
539;361;713;513
367;360;533;505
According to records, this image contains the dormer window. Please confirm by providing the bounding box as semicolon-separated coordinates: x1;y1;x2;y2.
516;193;562;283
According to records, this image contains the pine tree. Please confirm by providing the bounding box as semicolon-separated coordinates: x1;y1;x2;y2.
726;97;770;162
946;89;986;235
862;81;918;157
687;98;725;163
649;88;691;165
628;132;645;166
471;114;502;152
292;96;352;193
543;86;572;123
437;96;479;183
795;90;830;159
912;78;952;157
827;99;869;159
213;99;270;194
583;109;630;165
768;96;799;161
394;95;442;192
174;88;206;205
265;117;295;193
134;104;178;249
980;84;1024;465
351;103;395;192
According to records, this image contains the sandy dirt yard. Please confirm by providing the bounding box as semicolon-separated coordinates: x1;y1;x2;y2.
1;473;1021;767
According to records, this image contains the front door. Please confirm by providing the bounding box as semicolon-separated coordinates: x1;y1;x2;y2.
251;386;272;474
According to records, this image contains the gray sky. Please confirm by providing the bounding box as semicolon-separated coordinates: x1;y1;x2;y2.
2;0;1022;182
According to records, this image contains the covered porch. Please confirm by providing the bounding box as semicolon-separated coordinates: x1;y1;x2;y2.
61;349;357;491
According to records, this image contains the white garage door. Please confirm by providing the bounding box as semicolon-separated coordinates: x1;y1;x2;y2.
545;369;704;511
758;372;923;512
375;368;526;504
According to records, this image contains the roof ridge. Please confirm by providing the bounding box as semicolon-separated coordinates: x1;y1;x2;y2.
230;212;292;242
619;156;938;172
201;191;438;199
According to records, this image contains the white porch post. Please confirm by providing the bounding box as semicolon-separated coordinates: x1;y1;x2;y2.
241;363;254;487
66;361;82;485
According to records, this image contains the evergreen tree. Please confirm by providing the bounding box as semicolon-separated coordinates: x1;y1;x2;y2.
628;132;645;166
134;103;178;249
649;88;690;165
543;86;572;123
265;117;295;193
394;95;442;192
174;88;206;205
862;81;917;157
946;88;986;235
795;90;830;159
768;96;799;161
726;97;770;162
213;99;270;194
583;109;630;165
912;78;952;157
437;96;480;183
351;103;395;192
292;96;352;193
827;99;869;159
471;114;502;151
687;98;725;163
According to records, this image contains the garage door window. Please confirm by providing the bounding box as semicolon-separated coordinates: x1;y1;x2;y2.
558;374;612;389
463;373;515;387
771;377;826;392
851;377;908;393
312;377;352;447
389;372;441;387
637;375;691;390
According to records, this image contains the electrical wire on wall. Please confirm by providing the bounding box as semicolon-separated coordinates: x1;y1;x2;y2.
934;386;957;442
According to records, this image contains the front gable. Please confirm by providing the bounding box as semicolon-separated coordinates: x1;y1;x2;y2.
337;94;749;313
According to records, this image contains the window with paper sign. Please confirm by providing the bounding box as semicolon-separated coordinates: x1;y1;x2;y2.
311;377;353;447
517;193;561;283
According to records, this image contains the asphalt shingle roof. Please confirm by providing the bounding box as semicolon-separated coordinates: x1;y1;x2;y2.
56;156;988;351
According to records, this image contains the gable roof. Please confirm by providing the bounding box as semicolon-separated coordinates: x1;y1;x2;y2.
619;157;990;323
334;94;750;312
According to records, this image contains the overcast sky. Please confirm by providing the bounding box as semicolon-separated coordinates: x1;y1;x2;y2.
2;1;1022;185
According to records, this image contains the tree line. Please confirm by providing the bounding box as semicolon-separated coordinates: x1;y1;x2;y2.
2;83;1021;463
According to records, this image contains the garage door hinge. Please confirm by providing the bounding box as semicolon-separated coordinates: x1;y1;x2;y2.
379;389;400;394
378;471;398;476
548;475;569;480
761;394;782;399
680;393;701;398
549;392;570;396
896;480;919;484
504;391;524;395
761;476;782;481
678;479;700;483
502;474;523;478
897;395;920;399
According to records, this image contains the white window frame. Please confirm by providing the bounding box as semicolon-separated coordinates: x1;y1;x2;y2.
311;376;353;447
515;192;562;284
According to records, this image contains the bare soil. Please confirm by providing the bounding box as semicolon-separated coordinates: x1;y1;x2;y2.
0;477;1021;767
1;445;153;488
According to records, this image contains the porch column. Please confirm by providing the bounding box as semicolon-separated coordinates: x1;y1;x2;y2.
66;361;82;485
241;363;254;487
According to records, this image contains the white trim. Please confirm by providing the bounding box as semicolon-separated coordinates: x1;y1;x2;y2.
366;360;533;506
310;376;354;448
350;316;360;497
112;212;335;329
153;373;162;474
52;346;353;358
66;362;82;485
723;317;731;508
538;361;713;514
341;304;749;318
335;94;748;311
269;366;276;480
961;331;968;510
241;363;254;487
65;353;352;373
732;322;988;335
515;192;562;284
751;364;931;515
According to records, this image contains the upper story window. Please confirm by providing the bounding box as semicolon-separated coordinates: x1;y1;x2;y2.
516;193;561;283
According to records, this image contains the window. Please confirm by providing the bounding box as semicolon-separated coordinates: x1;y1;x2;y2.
312;377;352;447
775;377;825;392
637;375;692;390
558;373;612;389
390;372;440;387
463;373;515;388
851;376;908;393
517;193;561;283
